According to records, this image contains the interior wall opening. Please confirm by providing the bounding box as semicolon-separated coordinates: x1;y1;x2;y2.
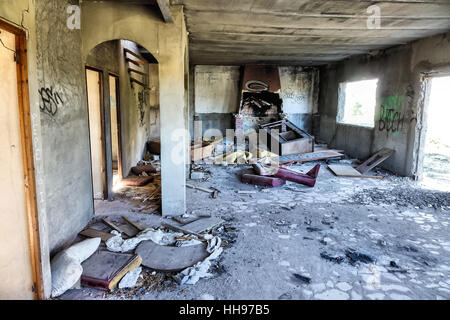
86;68;106;200
85;39;161;217
421;75;450;191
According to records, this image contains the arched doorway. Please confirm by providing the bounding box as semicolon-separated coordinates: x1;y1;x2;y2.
85;39;161;215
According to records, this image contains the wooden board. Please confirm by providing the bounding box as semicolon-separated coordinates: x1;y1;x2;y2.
121;175;153;187
79;228;114;242
328;164;384;179
172;216;200;225
356;148;394;174
136;240;208;272
102;218;137;237
278;150;343;164
164;217;224;235
122;216;144;231
328;164;362;177
183;217;224;234
81;250;142;290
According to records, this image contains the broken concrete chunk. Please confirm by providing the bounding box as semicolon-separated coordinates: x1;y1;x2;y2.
190;171;205;180
118;267;142;289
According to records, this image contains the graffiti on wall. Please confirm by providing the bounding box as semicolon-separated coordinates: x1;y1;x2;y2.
377;85;416;136
137;89;149;127
377;94;405;135
39;86;63;117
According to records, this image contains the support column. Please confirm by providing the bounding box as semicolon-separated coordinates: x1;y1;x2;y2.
159;56;187;216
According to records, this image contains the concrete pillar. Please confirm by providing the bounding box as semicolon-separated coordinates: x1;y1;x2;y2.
159;57;187;216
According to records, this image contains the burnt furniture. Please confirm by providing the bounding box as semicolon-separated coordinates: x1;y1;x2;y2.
260;119;314;156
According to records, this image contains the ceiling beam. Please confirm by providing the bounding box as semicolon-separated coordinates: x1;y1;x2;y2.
157;0;174;23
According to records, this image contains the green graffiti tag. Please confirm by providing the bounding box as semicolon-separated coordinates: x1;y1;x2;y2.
377;94;405;136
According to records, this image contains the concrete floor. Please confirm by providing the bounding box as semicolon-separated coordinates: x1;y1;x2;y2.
59;161;450;300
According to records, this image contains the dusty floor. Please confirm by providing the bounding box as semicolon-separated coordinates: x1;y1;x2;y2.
59;161;450;300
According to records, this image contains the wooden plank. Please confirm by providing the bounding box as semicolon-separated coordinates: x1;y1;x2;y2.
186;183;219;198
130;77;152;90
102;218;136;237
172;216;200;225
356;148;394;174
183;217;224;234
128;68;149;77
126;57;145;67
278;150;344;164
124;48;147;63
161;221;203;238
156;0;174;23
136;240;208;272
122;216;144;232
328;164;362;177
328;164;384;179
79;228;115;242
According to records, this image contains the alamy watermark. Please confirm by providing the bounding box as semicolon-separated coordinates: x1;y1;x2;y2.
67;5;81;30
367;5;381;30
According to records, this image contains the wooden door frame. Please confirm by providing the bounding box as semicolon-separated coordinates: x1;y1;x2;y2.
109;73;124;180
85;66;108;200
0;19;44;299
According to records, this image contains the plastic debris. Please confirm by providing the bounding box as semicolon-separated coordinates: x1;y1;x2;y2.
174;236;223;285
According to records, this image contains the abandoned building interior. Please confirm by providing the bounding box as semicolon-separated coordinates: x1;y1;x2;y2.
0;0;449;301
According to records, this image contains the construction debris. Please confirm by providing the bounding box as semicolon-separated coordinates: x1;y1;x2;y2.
79;228;115;242
328;164;384;179
190;171;205;180
241;173;286;187
102;218;138;238
191;141;215;162
121;175;154;187
252;162;279;176
186;183;219;198
135;240;209;272
174;236;223;285
278;150;344;164
147;139;160;155
356;148;394;174
118;267;142;289
274;164;321;187
260;119;314;156
106;228;183;252
81;250;142;290
165;217;224;235
51;238;101;297
292;273;312;285
131;164;157;175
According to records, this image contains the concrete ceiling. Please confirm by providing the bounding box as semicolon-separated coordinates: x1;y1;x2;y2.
172;0;450;66
86;0;450;66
